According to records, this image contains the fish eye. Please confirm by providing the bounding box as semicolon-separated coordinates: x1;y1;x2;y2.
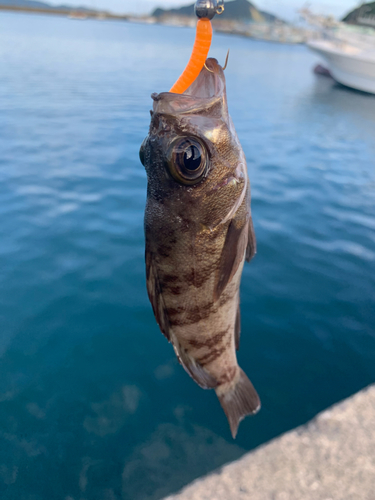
167;137;208;185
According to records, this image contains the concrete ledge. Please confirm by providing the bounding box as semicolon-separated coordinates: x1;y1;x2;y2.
164;384;375;500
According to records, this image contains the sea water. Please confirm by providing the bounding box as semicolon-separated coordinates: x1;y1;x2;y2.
1;12;375;500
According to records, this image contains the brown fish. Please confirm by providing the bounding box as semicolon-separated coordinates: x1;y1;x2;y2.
140;58;260;438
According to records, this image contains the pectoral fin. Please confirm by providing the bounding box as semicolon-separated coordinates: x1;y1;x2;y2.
214;218;248;302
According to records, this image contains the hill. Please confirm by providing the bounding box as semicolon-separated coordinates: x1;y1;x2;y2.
152;0;280;24
342;2;375;28
0;0;53;7
0;0;91;12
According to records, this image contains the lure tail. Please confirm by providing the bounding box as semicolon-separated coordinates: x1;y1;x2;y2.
216;368;260;439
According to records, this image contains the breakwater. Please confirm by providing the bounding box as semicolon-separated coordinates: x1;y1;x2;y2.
164;385;375;500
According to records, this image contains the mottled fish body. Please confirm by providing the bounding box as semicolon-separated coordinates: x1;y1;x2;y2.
140;58;260;438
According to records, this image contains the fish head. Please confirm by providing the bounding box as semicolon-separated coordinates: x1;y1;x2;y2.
140;58;248;229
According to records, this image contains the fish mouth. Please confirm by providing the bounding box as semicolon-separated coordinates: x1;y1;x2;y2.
151;58;226;115
183;58;225;100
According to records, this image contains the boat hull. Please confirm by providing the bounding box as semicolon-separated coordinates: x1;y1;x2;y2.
308;40;375;94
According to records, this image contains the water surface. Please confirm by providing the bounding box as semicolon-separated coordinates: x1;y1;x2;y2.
1;12;375;500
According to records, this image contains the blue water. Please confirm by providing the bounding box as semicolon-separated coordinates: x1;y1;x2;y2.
1;11;375;500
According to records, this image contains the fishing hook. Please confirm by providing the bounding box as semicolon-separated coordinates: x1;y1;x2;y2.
203;49;229;72
222;49;230;70
204;62;214;73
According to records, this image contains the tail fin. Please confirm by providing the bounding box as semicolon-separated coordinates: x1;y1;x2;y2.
216;368;260;439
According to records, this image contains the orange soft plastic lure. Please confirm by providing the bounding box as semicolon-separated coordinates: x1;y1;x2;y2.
169;18;212;94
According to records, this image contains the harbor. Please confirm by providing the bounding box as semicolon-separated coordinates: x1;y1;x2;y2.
1;0;375;49
0;2;375;499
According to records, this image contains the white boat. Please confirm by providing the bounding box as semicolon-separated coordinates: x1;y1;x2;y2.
301;8;375;94
307;37;375;94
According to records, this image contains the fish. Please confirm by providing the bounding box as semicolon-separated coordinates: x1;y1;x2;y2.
140;57;260;438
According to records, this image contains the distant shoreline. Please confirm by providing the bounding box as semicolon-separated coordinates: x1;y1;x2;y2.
0;5;309;45
0;5;129;21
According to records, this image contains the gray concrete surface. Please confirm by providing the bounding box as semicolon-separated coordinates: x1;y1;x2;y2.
164;384;375;500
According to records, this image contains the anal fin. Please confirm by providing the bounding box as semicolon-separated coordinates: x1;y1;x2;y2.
172;336;218;389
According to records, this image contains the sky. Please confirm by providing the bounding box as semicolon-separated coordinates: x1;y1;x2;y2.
47;0;361;22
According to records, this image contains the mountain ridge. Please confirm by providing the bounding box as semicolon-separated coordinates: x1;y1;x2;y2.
342;1;375;28
0;0;93;12
152;0;281;24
